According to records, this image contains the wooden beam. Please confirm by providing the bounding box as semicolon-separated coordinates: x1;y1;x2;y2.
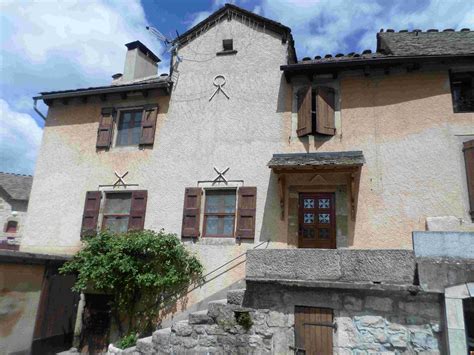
121;92;128;100
100;94;107;102
81;96;88;104
272;166;360;174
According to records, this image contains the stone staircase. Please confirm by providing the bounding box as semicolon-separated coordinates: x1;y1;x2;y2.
108;288;280;354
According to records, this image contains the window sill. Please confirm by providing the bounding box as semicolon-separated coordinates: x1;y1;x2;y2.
182;237;237;246
216;50;238;56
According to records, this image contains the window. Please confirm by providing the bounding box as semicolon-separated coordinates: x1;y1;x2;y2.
297;86;336;137
5;221;17;233
116;110;143;146
223;39;233;51
203;190;236;237
451;72;474;113
102;192;132;233
81;190;148;236
464;140;474;221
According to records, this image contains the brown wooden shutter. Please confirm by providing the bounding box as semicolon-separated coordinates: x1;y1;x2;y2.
139;105;158;146
96;107;115;148
236;187;257;239
181;187;202;237
128;190;148;231
315;87;336;136
81;191;101;237
463;140;474;221
297;86;313;137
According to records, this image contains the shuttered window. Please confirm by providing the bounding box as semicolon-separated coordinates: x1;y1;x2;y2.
96;108;115;149
464;140;474;221
116;110;143;146
181;186;257;239
140;105;158;145
81;190;147;236
297;86;336;137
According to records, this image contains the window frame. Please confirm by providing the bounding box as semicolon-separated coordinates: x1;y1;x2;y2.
100;191;133;233
202;188;237;238
114;108;144;147
450;71;474;113
5;220;18;234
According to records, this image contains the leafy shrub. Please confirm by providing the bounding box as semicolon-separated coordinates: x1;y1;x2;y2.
235;311;253;331
117;333;137;349
60;229;203;335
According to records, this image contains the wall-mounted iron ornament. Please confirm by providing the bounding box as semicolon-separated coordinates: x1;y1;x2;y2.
209;75;230;101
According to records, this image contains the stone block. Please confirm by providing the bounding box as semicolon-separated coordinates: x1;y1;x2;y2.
334;317;358;348
399;301;439;319
152;328;171;346
189;310;213;325
205;324;227;336
266;311;287;327
198;335;217;347
355;316;385;329
227;289;246;305
344;296;363;311
410;329;438;351
171;321;192;337
182;337;198;349
365;296;393;312
136;336;153;354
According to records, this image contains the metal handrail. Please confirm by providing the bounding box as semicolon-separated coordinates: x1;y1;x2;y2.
157;240;268;310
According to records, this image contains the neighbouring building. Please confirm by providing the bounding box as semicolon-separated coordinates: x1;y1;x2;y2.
0;172;32;250
4;3;473;354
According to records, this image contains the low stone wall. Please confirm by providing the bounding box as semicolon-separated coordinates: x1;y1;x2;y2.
246;249;416;285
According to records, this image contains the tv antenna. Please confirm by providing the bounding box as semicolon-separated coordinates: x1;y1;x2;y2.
146;26;179;57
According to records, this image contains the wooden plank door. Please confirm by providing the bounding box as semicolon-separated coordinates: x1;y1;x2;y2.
294;306;334;355
298;192;336;249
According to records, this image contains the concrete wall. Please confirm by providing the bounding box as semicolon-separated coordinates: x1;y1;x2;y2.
286;69;474;249
0;263;44;355
413;231;474;259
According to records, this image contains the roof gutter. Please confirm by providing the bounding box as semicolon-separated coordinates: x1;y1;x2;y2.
34;81;171;101
281;54;474;72
33;97;47;121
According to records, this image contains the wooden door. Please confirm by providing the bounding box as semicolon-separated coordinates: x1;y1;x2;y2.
298;193;336;249
294;306;334;355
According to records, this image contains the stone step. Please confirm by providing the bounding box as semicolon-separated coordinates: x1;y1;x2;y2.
226;288;246;305
152;327;172;347
135;336;153;354
188;309;213;324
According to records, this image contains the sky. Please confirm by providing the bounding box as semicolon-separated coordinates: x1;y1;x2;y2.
0;0;473;175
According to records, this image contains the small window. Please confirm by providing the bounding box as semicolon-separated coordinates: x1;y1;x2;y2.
116;110;143;146
203;190;236;237
451;72;474;113
102;192;132;233
223;39;233;51
5;221;17;233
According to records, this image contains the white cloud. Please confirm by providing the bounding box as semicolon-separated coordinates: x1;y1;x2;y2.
258;0;474;57
0;99;42;175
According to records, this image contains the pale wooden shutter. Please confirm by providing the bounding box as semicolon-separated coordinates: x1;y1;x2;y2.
139;105;158;146
96;107;115;148
315;87;336;136
236;187;257;239
297;86;313;137
181;188;202;238
81;191;101;237
128;190;147;231
463;140;474;221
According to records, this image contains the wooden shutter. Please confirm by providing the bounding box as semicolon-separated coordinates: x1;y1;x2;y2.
297;86;313;137
96;107;115;148
294;307;333;355
128;190;147;231
181;188;202;237
139;105;158;146
236;187;257;239
463;140;474;221
315;87;336;136
81;191;101;237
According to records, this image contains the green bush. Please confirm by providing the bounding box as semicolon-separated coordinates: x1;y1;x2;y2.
117;333;137;349
60;229;203;335
235;311;253;331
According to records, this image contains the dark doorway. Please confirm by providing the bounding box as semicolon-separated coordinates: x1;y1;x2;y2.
298;192;336;249
294;306;334;354
464;297;474;354
31;265;79;355
79;294;112;354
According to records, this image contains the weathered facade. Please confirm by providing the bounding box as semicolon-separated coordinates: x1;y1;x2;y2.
12;3;474;354
0;172;32;250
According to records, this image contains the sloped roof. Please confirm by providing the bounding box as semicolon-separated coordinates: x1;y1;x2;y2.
0;172;33;201
268;151;365;169
377;29;474;56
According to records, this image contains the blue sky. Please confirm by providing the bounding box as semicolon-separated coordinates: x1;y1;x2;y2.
1;0;473;175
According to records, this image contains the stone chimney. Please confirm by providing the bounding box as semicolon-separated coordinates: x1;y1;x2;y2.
122;41;160;82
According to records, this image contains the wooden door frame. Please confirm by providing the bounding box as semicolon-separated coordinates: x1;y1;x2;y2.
298;192;336;249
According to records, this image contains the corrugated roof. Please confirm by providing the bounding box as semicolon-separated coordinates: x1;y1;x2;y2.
0;172;33;201
268;151;365;169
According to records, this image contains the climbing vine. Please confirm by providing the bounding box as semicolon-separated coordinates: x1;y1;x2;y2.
60;229;203;340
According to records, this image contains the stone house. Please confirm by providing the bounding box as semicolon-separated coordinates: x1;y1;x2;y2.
3;3;473;354
0;172;32;250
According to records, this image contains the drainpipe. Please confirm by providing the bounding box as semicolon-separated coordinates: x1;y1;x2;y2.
33;98;47;120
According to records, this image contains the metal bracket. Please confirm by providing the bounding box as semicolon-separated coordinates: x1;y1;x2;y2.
303;321;337;331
